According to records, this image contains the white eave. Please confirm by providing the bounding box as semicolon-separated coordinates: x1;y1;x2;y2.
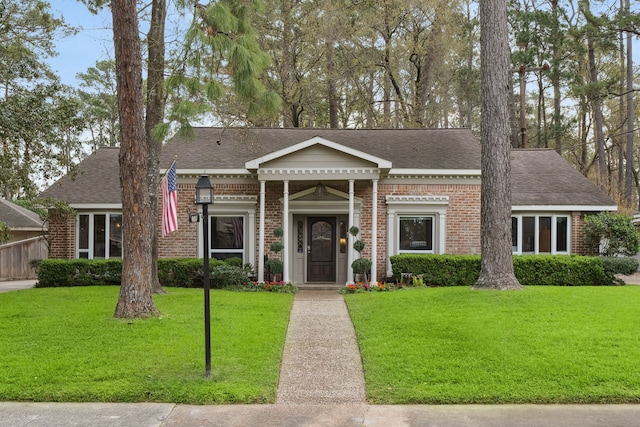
512;205;618;212
69;204;122;210
387;168;481;177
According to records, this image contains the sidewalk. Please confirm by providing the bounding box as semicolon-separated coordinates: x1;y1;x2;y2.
2;289;640;426
0;279;36;293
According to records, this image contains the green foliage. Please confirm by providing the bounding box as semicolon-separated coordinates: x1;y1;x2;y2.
353;240;365;253
269;241;284;253
265;258;283;275
351;257;372;275
223;256;243;267
584;212;640;257
390;254;615;286
600;256;639;276
0;221;10;244
210;264;253;288
273;227;283;238
35;258;233;288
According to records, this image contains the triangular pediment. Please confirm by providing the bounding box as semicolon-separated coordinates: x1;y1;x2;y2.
245;136;392;170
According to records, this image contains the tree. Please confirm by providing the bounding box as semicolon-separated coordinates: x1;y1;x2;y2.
584;212;640;257
473;0;522;290
111;0;159;318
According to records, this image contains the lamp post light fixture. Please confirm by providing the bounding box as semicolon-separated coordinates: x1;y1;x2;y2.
195;175;214;378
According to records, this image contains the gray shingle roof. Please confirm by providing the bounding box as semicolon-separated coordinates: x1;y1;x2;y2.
0;198;43;230
39;128;615;209
511;149;615;207
159;127;482;170
40;147;122;204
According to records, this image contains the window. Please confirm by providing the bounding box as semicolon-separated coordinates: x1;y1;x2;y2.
77;213;122;259
209;216;244;262
399;216;434;253
511;214;570;254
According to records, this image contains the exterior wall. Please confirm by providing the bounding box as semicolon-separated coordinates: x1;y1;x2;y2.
48;210;75;259
571;213;598;255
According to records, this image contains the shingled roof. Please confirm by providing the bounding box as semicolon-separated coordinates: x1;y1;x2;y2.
511;149;615;208
158;127;482;170
39;128;614;210
40;147;122;205
0;198;43;230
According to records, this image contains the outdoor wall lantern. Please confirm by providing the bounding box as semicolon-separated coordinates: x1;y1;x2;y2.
195;175;214;378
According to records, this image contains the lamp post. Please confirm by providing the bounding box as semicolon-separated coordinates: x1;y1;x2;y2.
195;175;214;378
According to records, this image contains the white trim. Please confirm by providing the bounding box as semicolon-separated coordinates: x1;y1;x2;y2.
245;136;393;169
178;169;252;176
70;204;122;209
512;205;617;212
387;168;481;176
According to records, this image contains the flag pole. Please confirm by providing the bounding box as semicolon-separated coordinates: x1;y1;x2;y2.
161;155;178;181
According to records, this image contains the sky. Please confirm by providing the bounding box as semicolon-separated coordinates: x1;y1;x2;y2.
48;0;114;87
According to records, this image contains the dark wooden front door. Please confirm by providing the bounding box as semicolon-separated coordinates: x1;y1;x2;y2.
307;217;336;282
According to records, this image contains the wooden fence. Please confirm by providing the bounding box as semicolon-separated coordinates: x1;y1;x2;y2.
0;236;48;280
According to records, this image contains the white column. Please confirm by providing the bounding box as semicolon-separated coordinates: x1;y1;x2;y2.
386;210;395;278
283;180;290;283
258;180;266;282
371;179;378;283
347;179;355;284
439;212;447;254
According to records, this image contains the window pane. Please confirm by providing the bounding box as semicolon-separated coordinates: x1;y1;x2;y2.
211;216;244;249
522;217;535;252
399;217;433;251
109;214;122;258
79;215;89;250
539;217;551;253
93;214;106;258
556;216;568;252
511;217;518;252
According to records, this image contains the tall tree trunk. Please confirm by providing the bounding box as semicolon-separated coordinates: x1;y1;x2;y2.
327;38;339;128
474;0;522;291
624;0;634;205
584;2;607;191
146;0;167;294
551;0;562;154
113;0;159;318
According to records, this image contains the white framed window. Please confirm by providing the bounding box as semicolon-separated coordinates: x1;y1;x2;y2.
511;214;570;254
76;213;123;259
208;215;245;262
398;216;435;253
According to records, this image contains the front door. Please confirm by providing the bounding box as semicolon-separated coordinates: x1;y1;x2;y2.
307;217;336;282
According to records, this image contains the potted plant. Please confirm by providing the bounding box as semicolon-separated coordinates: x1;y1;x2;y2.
349;226;372;283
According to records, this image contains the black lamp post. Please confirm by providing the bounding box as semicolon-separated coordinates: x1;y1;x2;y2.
195;175;214;378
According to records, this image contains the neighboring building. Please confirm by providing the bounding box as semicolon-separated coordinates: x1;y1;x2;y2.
0;198;44;243
40;128;616;284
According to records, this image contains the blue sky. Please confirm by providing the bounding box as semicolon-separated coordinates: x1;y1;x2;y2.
48;0;113;87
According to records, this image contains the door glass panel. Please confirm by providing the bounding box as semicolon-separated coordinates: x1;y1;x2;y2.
539;217;551;253
78;215;89;250
311;220;332;262
522;217;535;252
93;214;106;258
109;214;122;258
556;217;568;252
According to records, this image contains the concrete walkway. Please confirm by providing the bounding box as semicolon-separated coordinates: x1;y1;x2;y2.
0;279;36;293
277;290;366;404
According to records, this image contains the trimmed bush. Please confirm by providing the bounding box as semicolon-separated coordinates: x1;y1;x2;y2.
600;256;639;276
390;254;614;287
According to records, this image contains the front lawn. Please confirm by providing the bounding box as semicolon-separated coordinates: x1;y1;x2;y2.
345;286;640;404
0;287;293;404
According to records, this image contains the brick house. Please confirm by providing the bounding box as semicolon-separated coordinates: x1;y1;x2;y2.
40;128;616;284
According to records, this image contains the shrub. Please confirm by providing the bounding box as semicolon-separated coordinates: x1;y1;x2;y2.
210;264;253;288
36;259;122;288
0;221;10;244
584;212;640;256
389;254;614;287
265;258;284;275
224;257;243;267
600;256;639;276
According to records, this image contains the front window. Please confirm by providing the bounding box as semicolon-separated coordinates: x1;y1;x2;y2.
77;213;122;259
209;216;244;262
512;214;570;254
399;216;434;253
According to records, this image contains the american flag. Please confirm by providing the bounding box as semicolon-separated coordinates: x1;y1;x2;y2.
161;161;178;237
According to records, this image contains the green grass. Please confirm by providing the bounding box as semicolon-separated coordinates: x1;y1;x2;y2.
345;286;640;404
0;287;293;404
